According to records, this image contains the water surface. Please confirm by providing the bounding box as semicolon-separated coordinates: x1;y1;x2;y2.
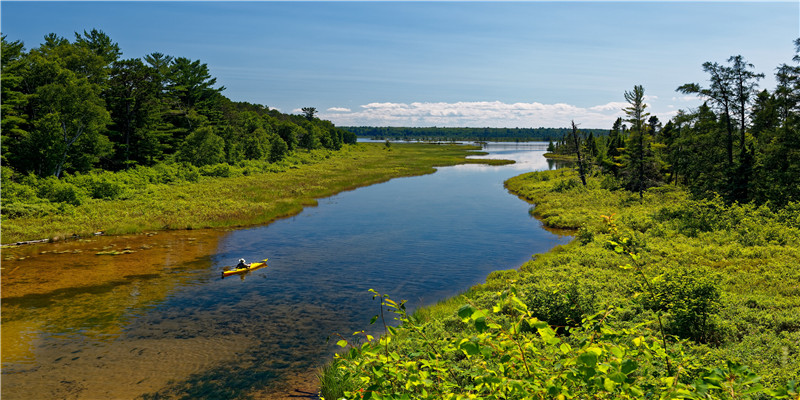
1;143;570;399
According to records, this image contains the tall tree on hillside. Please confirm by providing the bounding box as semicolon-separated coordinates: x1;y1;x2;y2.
20;39;112;177
773;38;800;124
167;57;225;126
751;38;800;206
620;85;660;198
302;107;317;121
678;62;736;167
1;35;30;167
74;29;121;66
143;52;173;93
728;55;764;151
570;121;587;186
106;58;165;167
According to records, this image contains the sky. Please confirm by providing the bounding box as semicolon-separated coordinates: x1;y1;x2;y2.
2;1;798;128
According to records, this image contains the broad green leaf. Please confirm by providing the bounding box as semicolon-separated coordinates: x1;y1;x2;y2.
621;359;638;374
474;316;488;333
460;341;480;356
578;351;598;367
458;304;476;320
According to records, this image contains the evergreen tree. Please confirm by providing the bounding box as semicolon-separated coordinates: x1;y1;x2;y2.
619;85;660;198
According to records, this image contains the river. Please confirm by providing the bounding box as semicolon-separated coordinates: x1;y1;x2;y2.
0;143;570;399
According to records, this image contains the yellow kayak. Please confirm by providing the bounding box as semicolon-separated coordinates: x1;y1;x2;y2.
222;259;268;278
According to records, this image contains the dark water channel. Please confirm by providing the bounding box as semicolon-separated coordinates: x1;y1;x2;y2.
1;143;570;399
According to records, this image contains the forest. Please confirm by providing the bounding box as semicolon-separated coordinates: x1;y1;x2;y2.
546;43;800;207
319;40;800;399
343;126;608;142
0;29;356;219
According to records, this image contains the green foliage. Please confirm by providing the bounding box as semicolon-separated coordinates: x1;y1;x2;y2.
323;290;777;400
176;126;226;166
66;171;128;199
33;175;89;205
646;267;722;344
1;143;497;243
323;169;800;397
1;30;354;181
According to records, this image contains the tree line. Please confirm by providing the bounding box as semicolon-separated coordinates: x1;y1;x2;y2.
0;29;357;179
551;39;800;207
342;126;608;142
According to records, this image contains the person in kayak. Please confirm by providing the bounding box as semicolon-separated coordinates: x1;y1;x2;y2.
236;258;248;269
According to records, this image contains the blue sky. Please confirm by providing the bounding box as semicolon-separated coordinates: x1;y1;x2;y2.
2;1;798;128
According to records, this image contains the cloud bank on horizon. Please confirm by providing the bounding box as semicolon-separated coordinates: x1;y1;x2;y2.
318;98;685;129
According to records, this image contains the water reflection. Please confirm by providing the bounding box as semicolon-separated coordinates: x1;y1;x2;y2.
1;143;571;399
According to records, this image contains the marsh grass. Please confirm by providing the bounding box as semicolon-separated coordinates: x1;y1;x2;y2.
2;143;503;244
502;169;800;386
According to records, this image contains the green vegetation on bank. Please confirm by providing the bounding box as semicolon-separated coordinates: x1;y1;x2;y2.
319;41;800;399
320;169;800;399
2;143;508;244
342;126;608;142
1;30;355;180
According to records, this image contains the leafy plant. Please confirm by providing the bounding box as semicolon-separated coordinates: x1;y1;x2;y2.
323;289;776;400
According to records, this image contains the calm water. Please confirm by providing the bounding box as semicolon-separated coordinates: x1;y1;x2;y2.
1;143;570;399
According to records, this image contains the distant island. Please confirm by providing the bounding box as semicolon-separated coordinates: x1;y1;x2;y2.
341;126;609;142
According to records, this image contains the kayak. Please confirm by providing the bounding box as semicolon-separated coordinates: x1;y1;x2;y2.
222;259;268;278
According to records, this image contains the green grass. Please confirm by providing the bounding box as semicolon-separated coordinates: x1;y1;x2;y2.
505;169;800;387
1;143;508;244
521;171;799;375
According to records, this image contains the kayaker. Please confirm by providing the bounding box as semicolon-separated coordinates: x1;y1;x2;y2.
236;258;248;269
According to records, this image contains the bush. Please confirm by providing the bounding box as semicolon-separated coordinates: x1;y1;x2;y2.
199;163;237;178
67;171;128;200
1;201;61;218
34;176;88;206
520;281;596;333
643;267;722;344
323;290;776;399
552;177;582;192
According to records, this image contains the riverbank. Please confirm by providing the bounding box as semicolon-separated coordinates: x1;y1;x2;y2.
1;143;511;245
542;152;577;161
320;168;800;398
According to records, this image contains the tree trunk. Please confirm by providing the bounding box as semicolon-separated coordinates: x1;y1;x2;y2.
571;121;587;186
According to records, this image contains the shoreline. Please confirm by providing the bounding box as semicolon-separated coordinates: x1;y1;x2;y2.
1;143;512;246
318;167;800;396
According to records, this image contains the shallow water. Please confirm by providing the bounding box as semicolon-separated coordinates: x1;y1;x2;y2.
1;143;571;399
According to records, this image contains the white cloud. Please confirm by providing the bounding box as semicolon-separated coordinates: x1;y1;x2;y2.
327;107;352;112
589;101;629;112
319;100;630;128
671;95;700;102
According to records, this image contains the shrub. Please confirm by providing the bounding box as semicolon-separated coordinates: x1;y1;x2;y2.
176;127;226;166
67;171;128;200
199;163;236;177
643;267;722;344
520;281;596;333
323;290;775;400
552;177;582;192
34;176;88;206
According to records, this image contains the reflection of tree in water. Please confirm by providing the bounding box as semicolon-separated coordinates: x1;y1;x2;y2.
547;158;574;170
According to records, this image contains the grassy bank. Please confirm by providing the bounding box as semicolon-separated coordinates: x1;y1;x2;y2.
542;152;577;161
1;143;509;244
320;168;800;399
